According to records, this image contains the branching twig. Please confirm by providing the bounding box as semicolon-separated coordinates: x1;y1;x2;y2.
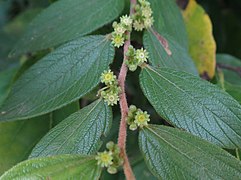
117;1;136;180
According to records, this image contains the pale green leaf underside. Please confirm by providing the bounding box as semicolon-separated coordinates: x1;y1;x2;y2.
139;125;241;180
11;0;124;56
0;155;101;180
140;66;241;148
144;31;198;75
148;0;188;48
0;35;114;122
29;99;112;158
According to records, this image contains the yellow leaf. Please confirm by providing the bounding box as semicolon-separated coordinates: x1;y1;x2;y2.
183;0;216;79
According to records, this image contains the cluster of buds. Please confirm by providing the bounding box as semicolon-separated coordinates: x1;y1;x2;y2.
111;15;133;48
125;45;149;71
132;0;154;31
95;141;124;174
127;105;150;131
99;69;121;106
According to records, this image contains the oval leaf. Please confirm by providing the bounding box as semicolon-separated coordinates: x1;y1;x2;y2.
11;0;124;56
149;0;188;47
140;66;241;148
0;155;101;180
29;99;112;158
216;54;241;86
139;125;241;179
0;115;50;175
0;35;114;122
183;0;216;78
144;31;198;75
51;101;80;126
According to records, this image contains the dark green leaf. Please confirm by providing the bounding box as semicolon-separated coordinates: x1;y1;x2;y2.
0;115;50;175
132;161;157;180
148;0;188;47
144;32;197;74
0;35;114;122
11;0;124;56
216;54;241;86
139;125;241;180
140;66;241;148
223;82;241;104
51;101;79;126
29;99;111;158
3;9;42;37
0;155;101;180
0;67;18;105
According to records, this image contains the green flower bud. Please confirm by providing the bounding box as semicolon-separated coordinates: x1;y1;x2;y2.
129;105;137;112
107;166;117;174
129;64;138;71
129;123;138;131
106;141;115;150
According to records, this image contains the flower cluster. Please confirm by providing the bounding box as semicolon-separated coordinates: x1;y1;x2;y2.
95;141;124;174
111;15;133;48
132;0;154;31
125;45;149;71
99;69;121;106
127;105;150;131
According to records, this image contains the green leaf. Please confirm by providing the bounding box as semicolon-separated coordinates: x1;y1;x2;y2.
139;66;241;148
11;0;124;56
0;67;18;105
0;155;101;180
216;54;241;86
143;32;198;75
51;101;80;126
0;35;114;122
0;115;50;175
139;125;241;180
132;161;157;180
215;54;241;103
223;82;241;104
29;99;111;158
3;8;42;37
148;0;188;47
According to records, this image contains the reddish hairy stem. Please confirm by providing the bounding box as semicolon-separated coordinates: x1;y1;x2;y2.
117;0;136;180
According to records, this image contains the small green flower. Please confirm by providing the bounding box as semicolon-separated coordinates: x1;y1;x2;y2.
96;142;123;174
133;20;145;31
141;6;153;18
135;48;149;64
120;15;133;30
113;22;126;35
96;151;113;167
111;33;125;48
134;110;150;127
101;70;116;85
103;91;119;106
144;16;154;28
139;0;150;7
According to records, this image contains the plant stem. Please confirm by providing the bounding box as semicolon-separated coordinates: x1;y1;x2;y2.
117;0;136;180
